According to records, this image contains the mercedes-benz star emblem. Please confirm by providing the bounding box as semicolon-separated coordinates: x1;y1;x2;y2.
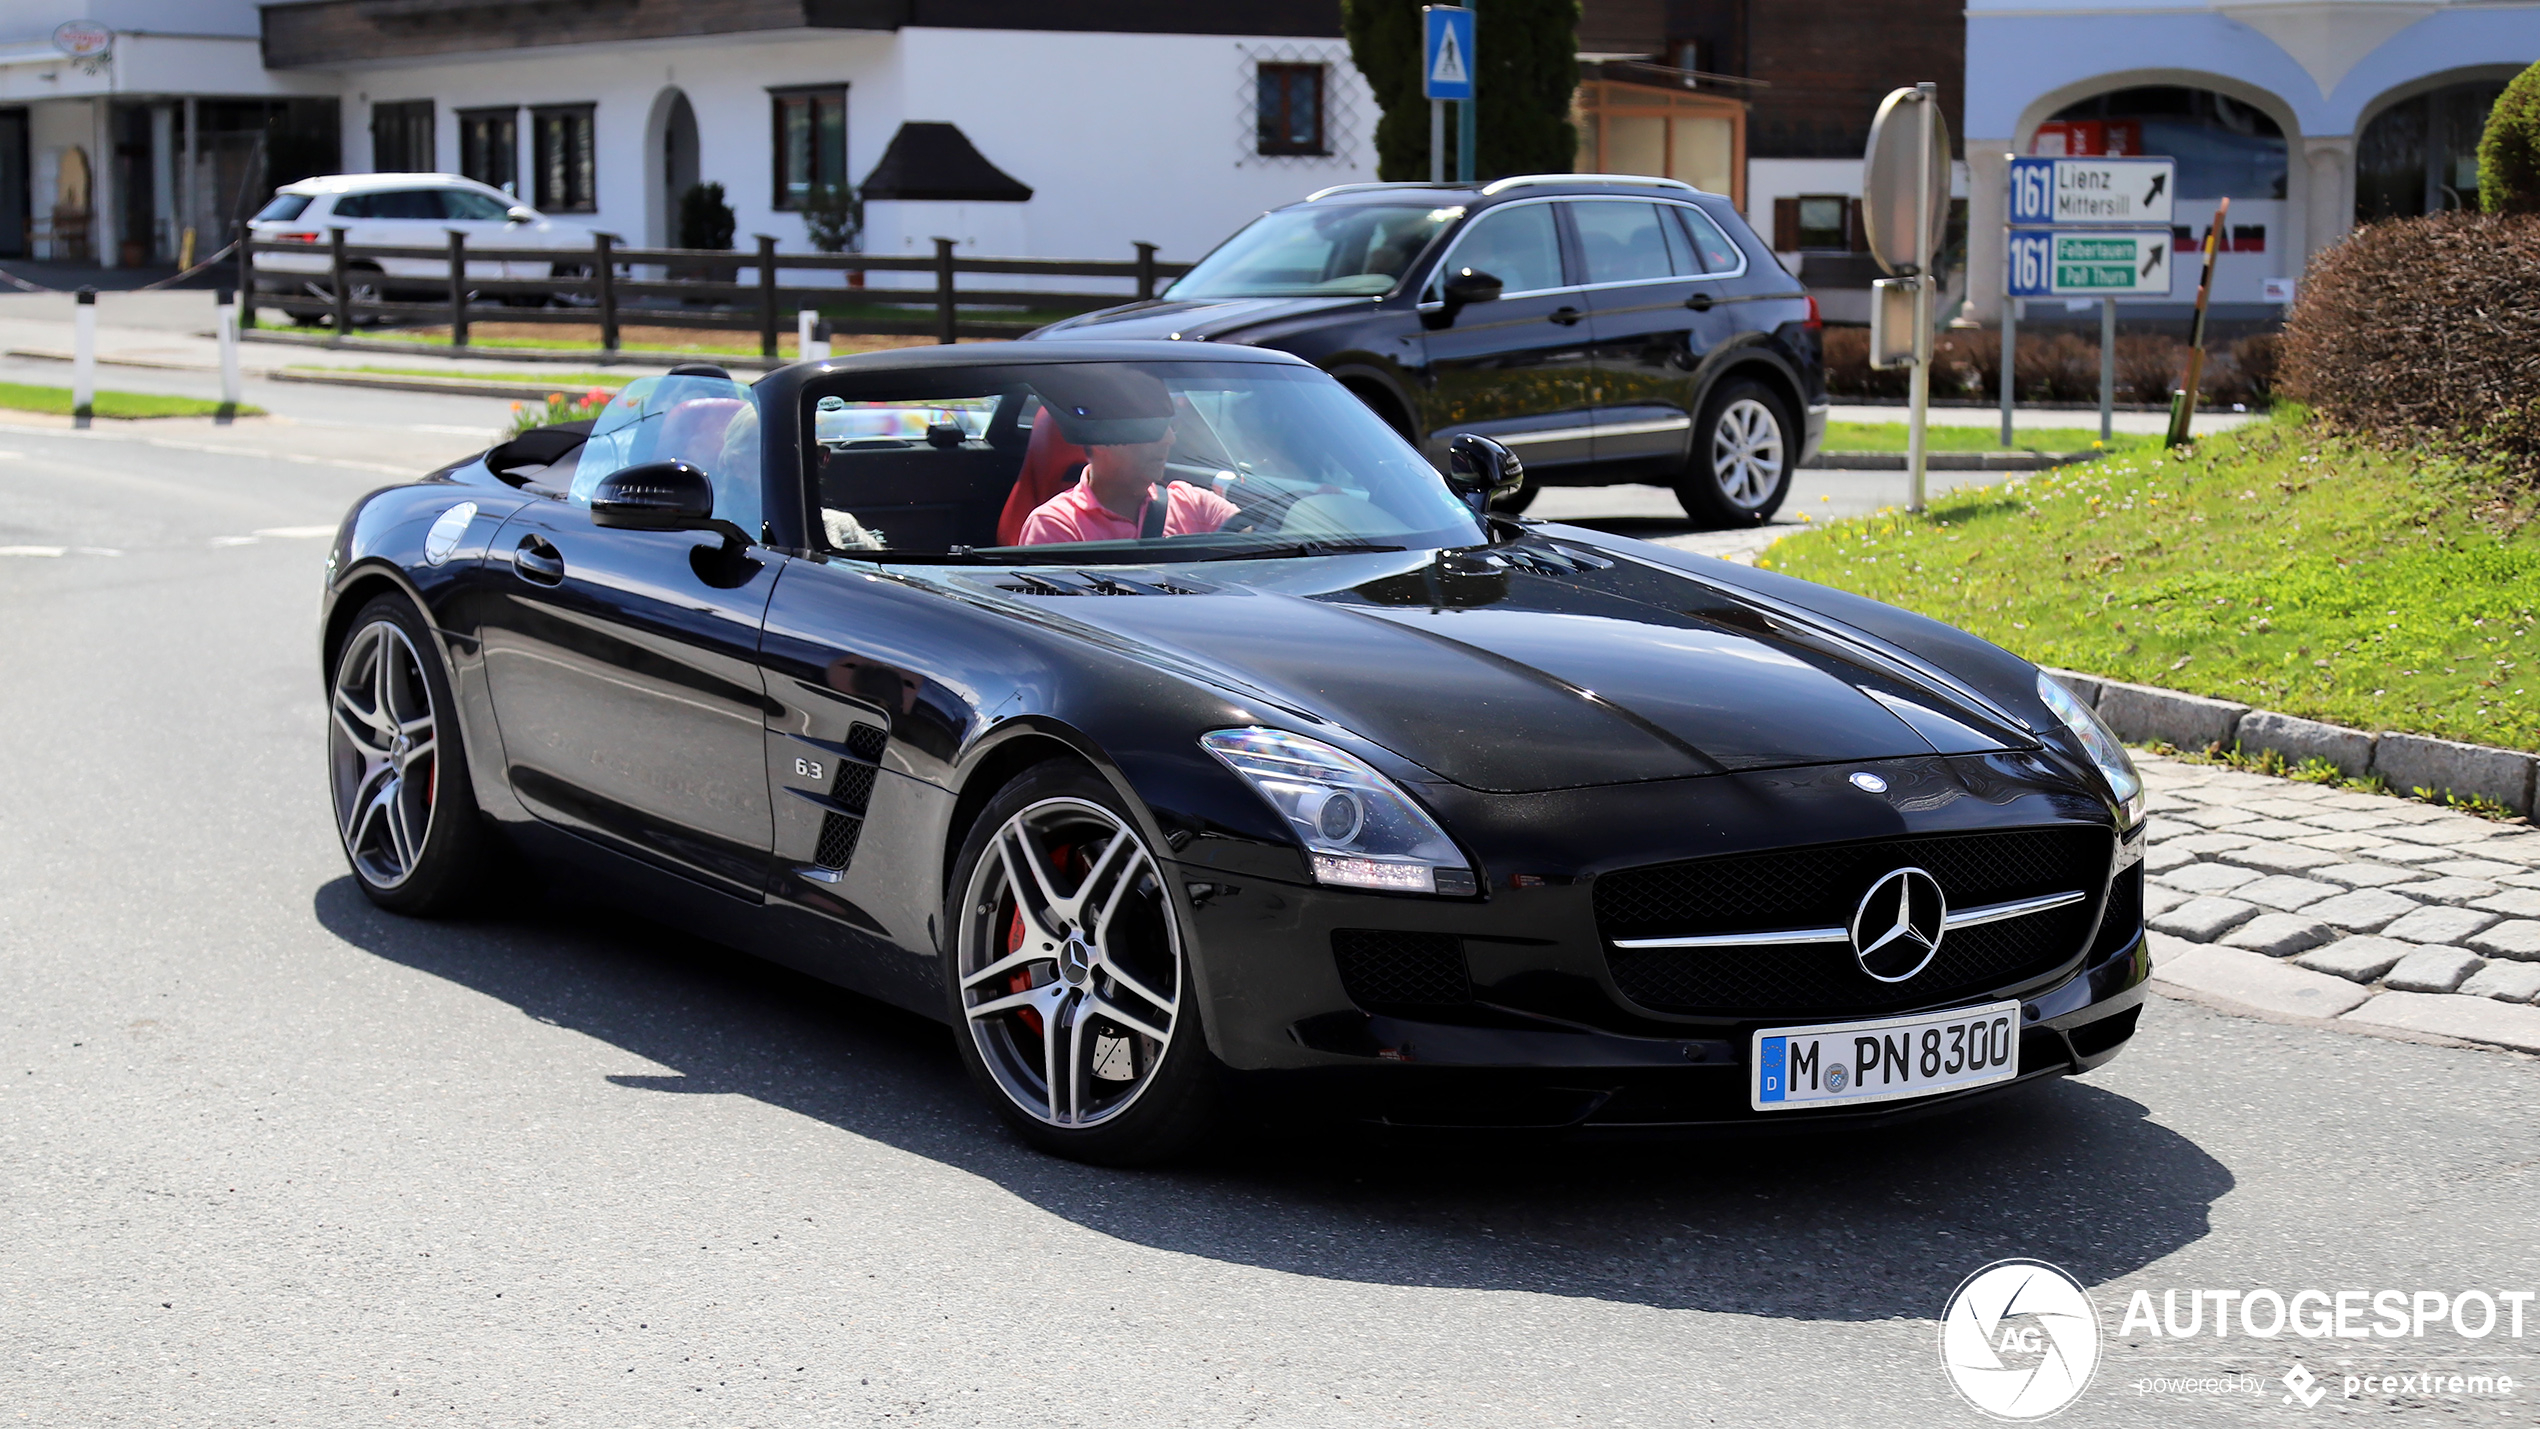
1851;867;1947;982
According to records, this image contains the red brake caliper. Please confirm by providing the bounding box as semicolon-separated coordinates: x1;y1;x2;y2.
1005;904;1043;1034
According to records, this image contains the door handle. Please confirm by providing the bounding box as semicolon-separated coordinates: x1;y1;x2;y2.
1548;305;1583;326
512;534;563;585
1684;291;1716;312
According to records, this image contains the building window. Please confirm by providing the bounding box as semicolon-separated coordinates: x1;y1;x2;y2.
1256;63;1326;156
371;100;433;173
532;105;596;213
772;86;847;210
458;108;518;196
1794;195;1849;250
2357;81;2506;222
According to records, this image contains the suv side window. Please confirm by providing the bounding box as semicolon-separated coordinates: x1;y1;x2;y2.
1671;204;1747;275
1571;200;1686;285
1433;202;1564;296
442;190;514;220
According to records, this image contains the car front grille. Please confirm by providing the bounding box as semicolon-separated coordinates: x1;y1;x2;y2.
1333;929;1473;1013
1596;827;2112;1018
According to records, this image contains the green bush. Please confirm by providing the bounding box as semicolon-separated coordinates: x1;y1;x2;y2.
1343;0;1579;182
2280;211;2540;480
2479;60;2540;216
678;182;736;251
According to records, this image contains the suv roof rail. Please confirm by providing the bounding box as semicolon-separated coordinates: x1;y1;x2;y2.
1301;181;1463;202
1478;173;1701;196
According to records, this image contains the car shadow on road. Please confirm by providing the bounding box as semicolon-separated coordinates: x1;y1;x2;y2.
314;876;2232;1322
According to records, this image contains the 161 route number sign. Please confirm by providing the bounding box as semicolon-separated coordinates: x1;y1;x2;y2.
2006;229;2176;298
2008;156;2175;228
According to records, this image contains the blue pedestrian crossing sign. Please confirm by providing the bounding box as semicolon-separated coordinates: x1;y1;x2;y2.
1423;6;1475;102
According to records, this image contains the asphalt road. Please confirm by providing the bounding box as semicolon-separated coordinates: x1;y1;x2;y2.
3;391;2536;1427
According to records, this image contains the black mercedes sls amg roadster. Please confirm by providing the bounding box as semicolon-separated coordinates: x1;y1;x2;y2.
321;342;2150;1163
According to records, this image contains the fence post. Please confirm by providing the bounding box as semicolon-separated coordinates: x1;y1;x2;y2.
71;287;95;421
234;222;253;329
447;230;469;349
595;232;618;352
757;235;779;359
933;237;956;345
328;227;351;338
1134;241;1158;301
215;286;241;416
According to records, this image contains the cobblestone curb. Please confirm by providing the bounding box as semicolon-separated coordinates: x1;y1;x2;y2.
2045;668;2539;817
2132;750;2540;1056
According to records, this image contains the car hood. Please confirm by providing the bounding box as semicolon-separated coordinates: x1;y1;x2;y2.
930;545;2031;793
1032;295;1373;342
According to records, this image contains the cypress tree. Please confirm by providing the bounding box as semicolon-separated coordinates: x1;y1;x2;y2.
1344;0;1580;183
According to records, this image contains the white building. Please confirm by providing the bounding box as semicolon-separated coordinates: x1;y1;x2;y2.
0;1;334;263
255;1;1374;273
1963;0;2540;323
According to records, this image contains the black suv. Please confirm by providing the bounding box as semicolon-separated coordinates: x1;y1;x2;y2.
1031;175;1823;525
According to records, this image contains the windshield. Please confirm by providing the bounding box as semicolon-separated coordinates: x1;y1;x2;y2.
806;361;1483;563
1165;204;1457;299
254;193;313;222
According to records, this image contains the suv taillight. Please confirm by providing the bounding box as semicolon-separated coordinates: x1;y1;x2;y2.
1804;293;1822;333
276;231;320;244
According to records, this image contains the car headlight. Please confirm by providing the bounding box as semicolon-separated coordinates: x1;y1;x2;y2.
1201;728;1476;895
2037;672;2144;829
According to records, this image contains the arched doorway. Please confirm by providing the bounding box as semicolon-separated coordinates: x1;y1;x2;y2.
2357;80;2506;222
645;88;699;248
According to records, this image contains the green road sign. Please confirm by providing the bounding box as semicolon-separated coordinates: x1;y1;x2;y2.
2006;228;2176;298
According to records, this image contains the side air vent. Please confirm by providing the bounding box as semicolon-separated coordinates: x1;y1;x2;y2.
1333;929;1473;1013
807;721;890;873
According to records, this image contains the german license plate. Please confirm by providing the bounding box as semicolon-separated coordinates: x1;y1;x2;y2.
1751;1000;2021;1111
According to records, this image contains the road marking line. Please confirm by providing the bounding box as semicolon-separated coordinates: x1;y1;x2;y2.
209;536;260;547
253;526;337;538
0;544;66;557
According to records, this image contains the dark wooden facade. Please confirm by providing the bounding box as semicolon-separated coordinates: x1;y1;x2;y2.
1578;0;1962;159
262;0;1342;69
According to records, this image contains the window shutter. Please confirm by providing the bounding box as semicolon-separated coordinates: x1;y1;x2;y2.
1772;197;1798;252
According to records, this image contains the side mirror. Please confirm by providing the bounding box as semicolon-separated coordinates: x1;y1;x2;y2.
1441;267;1503;306
589;460;752;547
506;206;537;224
1443;433;1525;516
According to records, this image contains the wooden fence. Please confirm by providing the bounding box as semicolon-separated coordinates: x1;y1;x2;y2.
239;228;1195;353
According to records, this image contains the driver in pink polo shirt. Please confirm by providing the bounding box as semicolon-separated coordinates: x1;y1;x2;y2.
1016;368;1239;546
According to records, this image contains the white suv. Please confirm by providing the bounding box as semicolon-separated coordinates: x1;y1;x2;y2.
247;172;598;306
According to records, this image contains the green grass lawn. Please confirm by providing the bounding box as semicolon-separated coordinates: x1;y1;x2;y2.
1760;409;2540;754
0;382;260;420
1821;420;2163;456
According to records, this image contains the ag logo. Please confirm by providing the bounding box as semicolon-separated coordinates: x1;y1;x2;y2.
1852;866;1946;982
1939;1259;2101;1420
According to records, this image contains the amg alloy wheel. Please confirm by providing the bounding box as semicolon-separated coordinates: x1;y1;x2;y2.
1678;379;1794;526
946;764;1218;1163
327;593;491;914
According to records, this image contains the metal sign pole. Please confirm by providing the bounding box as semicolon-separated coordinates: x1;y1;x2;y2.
2000;285;2016;447
1431;99;1445;183
1906;85;1936;515
1457;1;1478;183
2098;296;2115;445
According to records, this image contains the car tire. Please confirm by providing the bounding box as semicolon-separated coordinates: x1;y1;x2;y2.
942;760;1222;1165
1677;379;1795;527
327;592;495;916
